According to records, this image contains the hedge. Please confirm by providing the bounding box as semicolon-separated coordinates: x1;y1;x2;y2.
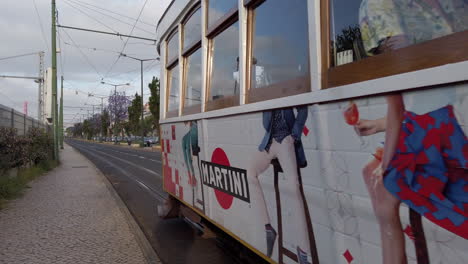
0;127;53;175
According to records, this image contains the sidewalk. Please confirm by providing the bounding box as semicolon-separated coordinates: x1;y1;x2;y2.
0;144;159;264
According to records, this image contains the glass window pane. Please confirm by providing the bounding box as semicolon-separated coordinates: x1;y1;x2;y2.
330;0;468;66
167;64;180;113
183;8;202;50
167;32;179;64
207;0;237;29
184;49;202;109
209;22;239;102
250;0;309;91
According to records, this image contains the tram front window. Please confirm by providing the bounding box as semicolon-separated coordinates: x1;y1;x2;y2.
207;21;240;110
248;0;310;103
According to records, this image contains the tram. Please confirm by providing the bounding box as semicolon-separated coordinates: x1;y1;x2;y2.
156;0;468;263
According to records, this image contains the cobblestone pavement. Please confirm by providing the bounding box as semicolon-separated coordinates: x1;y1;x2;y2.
0;144;149;264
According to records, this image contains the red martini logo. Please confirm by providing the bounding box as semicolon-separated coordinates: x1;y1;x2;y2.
201;148;250;209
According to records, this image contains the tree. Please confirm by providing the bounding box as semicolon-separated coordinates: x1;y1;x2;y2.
83;120;91;139
72;122;83;138
143;115;153;136
148;77;160;136
101;109;110;137
128;93;142;135
108;92;131;136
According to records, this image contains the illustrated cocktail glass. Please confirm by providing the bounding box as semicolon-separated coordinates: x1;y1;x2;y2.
343;101;365;145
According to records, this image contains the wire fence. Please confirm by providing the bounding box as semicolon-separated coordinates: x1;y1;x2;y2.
0;104;49;135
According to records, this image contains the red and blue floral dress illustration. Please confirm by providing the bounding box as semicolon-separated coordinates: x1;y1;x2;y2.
384;105;468;239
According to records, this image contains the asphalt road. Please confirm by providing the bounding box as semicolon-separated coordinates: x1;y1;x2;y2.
66;139;236;264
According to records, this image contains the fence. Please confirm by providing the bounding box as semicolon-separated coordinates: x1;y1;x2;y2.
0;104;49;135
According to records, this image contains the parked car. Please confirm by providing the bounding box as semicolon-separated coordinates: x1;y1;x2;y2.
144;137;159;147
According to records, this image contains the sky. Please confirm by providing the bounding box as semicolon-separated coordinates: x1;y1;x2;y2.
0;0;171;127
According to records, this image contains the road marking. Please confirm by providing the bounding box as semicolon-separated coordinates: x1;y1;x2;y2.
71;143;166;202
92;149;162;178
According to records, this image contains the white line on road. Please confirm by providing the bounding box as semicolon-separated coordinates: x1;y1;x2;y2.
74;144;166;202
92;148;162;178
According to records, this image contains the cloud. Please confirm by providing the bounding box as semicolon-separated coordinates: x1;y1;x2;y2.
0;0;170;124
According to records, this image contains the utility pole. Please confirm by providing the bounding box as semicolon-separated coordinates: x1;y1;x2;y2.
120;53;159;146
38;52;44;121
51;0;59;160
60;76;64;149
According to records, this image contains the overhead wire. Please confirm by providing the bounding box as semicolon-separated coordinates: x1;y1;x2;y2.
66;0;157;36
60;28;104;79
62;0;119;34
62;42;139;56
102;0;149;80
72;0;157;27
0;52;41;61
32;0;50;53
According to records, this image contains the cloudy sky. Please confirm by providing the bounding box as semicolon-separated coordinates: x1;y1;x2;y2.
0;0;171;127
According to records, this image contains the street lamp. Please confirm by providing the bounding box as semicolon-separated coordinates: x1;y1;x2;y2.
120;53;159;147
100;81;129;138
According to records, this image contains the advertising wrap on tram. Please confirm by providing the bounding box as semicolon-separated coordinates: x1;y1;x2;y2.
160;84;468;264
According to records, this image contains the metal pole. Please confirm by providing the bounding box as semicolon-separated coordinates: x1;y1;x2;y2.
51;0;59;160
100;97;104;141
11;109;14;129
140;60;144;146
60;76;63;149
113;85;116;137
38;52;44;120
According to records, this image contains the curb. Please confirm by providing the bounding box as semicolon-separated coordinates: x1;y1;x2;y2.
66;143;162;264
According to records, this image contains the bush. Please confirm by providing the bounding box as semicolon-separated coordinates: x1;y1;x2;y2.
0;127;53;175
0;159;58;207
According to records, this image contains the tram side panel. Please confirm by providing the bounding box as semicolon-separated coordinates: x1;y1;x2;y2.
160;83;468;264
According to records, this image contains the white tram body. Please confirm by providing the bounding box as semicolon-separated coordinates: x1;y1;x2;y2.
156;0;468;263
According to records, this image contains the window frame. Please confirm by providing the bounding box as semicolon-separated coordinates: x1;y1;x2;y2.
320;0;468;89
166;28;179;69
204;0;240;112
244;0;311;103
181;4;203;116
165;27;180;118
165;62;180;118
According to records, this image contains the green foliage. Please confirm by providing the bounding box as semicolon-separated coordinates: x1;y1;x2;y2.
101;110;110;137
0;127;53;174
83;119;91;139
148;77;160;136
0;159;58;208
0;127;55;208
128;93;142;135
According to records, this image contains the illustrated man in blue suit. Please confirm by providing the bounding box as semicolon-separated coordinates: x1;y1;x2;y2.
247;106;310;263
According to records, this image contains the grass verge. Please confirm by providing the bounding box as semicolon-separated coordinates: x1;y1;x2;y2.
0;160;59;209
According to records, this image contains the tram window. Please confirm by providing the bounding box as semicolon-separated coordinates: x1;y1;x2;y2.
247;0;310;103
183;7;201;51
182;48;202;115
166;30;179;66
324;0;468;87
207;0;238;30
206;21;240;111
166;64;180;118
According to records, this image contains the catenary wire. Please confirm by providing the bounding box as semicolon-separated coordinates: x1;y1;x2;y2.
32;0;50;53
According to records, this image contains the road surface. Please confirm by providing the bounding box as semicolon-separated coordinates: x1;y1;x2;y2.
66;139;237;264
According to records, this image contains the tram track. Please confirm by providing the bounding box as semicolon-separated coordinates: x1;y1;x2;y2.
65;139;237;264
